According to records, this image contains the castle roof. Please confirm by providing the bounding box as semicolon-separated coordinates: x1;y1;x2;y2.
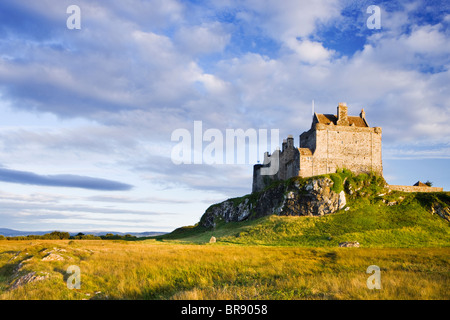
315;113;368;127
298;148;313;155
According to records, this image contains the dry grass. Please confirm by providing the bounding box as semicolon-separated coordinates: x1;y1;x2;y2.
0;240;448;300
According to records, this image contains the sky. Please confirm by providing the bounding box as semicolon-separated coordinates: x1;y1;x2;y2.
0;0;449;233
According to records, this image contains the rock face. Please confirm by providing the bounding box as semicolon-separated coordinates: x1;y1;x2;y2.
431;202;450;222
200;177;346;229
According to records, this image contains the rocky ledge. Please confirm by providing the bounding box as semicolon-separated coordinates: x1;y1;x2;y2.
200;177;347;229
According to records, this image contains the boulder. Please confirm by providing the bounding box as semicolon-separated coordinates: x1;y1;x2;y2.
339;241;360;248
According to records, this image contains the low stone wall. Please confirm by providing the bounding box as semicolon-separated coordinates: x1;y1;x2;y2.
388;185;443;193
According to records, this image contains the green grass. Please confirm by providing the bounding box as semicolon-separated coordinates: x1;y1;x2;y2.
0;240;449;300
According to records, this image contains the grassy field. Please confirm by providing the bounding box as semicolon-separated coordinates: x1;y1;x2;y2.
1;178;448;300
0;239;449;300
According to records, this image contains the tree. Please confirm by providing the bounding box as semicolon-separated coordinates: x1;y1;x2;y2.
425;181;433;187
44;231;70;240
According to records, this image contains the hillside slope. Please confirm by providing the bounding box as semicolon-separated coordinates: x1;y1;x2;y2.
159;171;450;247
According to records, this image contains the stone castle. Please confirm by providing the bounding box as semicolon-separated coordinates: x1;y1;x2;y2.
252;103;383;192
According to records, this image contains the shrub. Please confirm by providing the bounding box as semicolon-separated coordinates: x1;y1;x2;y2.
329;173;344;193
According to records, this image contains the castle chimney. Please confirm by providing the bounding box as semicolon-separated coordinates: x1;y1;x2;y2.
282;139;287;151
287;135;294;148
360;108;366;119
336;102;349;126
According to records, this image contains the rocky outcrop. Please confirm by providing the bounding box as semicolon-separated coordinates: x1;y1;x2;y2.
9;271;49;290
431;202;450;222
41;253;65;261
200;177;347;229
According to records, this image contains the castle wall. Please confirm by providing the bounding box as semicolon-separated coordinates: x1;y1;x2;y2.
299;152;313;177
299;128;316;151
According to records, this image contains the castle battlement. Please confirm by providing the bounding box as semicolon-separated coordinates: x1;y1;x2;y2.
252;103;383;193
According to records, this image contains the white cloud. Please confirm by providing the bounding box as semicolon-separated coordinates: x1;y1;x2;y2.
284;38;335;64
174;22;231;55
235;0;342;41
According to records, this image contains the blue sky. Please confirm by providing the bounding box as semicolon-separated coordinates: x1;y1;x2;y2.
0;0;449;233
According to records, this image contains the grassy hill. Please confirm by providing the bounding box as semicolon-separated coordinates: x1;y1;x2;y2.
1;171;448;300
157;173;450;248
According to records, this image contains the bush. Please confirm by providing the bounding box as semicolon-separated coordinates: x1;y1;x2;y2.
42;231;70;240
329;173;344;193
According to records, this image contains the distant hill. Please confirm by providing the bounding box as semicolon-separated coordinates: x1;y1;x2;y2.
0;228;166;238
0;228;53;237
157;171;450;247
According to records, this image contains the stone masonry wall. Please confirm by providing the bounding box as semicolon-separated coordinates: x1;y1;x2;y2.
302;123;382;178
388;185;444;193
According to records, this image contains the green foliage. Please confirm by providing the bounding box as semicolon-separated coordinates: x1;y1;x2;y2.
328;173;343;193
72;234;101;240
100;233;136;240
343;170;387;199
44;231;71;240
